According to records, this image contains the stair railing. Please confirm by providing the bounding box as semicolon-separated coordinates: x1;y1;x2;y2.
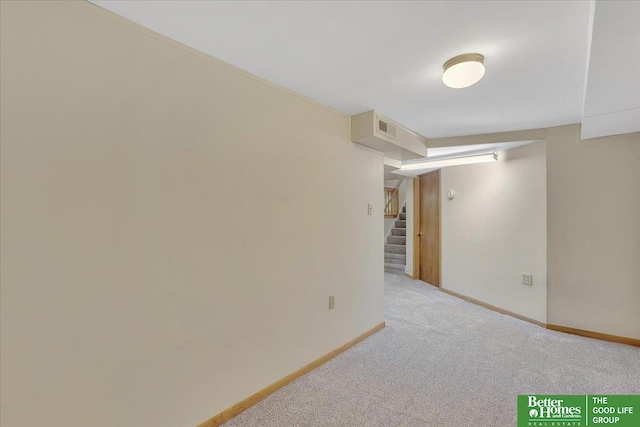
384;187;399;217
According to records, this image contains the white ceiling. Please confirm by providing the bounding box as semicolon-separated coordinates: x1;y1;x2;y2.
91;1;637;140
581;1;640;139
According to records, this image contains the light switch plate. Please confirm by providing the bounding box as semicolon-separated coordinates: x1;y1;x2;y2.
367;203;373;215
329;295;335;309
522;273;533;286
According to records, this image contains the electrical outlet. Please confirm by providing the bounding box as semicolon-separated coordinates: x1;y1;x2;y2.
329;295;335;310
522;273;533;286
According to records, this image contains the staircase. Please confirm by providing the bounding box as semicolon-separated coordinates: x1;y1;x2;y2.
385;205;407;274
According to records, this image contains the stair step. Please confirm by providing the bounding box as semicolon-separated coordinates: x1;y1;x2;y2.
391;228;406;236
385;252;406;260
402;206;406;213
385;255;405;265
385;244;406;254
395;220;406;228
399;213;406;220
387;236;406;245
384;263;405;273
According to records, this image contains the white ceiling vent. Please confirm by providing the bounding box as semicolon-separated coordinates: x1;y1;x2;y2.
377;118;396;139
352;110;427;161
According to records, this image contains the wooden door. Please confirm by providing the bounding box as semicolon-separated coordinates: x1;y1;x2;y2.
417;170;441;287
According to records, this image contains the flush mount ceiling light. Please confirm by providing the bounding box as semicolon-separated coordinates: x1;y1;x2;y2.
442;53;485;89
399;151;497;171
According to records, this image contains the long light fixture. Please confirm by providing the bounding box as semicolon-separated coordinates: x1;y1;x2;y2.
400;151;497;171
442;53;485;89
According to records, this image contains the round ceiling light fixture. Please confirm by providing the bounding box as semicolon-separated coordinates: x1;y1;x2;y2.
442;53;485;89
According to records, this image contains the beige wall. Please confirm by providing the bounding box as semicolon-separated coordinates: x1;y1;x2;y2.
384;217;396;237
397;178;408;214
546;125;640;339
404;179;415;276
0;2;384;427
441;142;548;323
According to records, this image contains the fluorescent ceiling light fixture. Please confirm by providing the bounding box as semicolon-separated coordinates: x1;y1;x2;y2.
427;141;536;157
400;151;498;171
442;53;485;89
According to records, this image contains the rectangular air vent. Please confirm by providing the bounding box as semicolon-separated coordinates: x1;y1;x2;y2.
351;110;427;160
378;119;396;139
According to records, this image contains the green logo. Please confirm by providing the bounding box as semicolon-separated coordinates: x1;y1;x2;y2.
518;395;640;427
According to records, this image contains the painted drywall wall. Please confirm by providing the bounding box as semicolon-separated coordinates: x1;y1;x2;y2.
405;179;415;276
441;142;548;323
547;125;640;339
384;217;396;237
398;179;407;212
0;2;384;427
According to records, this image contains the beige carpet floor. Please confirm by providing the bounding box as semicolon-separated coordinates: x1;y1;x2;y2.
224;273;640;426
